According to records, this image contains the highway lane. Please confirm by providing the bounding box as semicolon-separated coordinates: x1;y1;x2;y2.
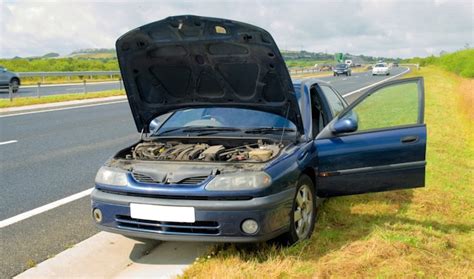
315;66;407;101
0;81;122;99
0;67;408;278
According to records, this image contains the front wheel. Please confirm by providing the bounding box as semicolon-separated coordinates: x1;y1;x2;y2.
284;175;317;244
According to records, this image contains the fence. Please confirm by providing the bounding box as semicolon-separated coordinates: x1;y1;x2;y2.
16;67;324;81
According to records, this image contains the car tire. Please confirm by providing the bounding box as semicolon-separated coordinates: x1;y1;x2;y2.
10;78;20;93
386;73;390;76
284;174;317;244
333;73;336;77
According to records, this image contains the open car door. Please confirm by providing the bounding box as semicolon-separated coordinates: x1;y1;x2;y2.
315;77;426;196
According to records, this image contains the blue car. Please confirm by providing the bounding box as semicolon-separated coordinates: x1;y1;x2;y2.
91;15;426;244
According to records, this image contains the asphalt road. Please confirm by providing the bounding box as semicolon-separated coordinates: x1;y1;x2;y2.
0;67;408;278
0;81;123;99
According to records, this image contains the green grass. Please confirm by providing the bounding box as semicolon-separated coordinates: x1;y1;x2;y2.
407;49;474;78
354;82;419;130
0;90;125;108
180;66;474;278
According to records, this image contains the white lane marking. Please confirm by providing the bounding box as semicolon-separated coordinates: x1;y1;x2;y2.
342;78;347;81
0;188;93;228
0;140;18;145
342;67;410;97
0;100;127;118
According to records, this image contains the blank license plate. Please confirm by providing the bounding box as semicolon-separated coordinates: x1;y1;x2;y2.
130;203;195;223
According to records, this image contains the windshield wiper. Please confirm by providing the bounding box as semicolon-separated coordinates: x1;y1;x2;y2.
182;127;241;133
244;127;296;134
156;126;241;136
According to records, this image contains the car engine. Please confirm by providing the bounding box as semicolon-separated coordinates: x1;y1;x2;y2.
128;140;282;162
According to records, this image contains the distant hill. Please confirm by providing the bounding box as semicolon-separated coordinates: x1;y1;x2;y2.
42;52;60;58
69;48;116;59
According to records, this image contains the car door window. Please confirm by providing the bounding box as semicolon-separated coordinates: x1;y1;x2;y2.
320;86;345;117
316;77;426;197
348;81;421;132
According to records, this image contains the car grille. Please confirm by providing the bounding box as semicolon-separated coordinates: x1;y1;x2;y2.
132;172;208;185
99;189;253;201
115;215;220;235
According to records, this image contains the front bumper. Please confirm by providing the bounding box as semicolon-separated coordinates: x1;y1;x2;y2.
91;188;295;242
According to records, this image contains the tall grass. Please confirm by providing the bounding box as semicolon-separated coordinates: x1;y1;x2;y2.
408;49;474;78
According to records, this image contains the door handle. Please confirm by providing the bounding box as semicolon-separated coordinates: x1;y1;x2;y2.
401;135;419;144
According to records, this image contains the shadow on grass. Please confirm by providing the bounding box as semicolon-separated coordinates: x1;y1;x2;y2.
210;190;472;263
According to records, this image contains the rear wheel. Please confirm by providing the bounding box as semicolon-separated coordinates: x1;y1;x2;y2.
10;78;19;93
284;175;316;244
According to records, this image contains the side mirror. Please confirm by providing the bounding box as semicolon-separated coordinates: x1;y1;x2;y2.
332;111;358;134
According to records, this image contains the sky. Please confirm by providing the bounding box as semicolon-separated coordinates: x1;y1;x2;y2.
0;0;472;58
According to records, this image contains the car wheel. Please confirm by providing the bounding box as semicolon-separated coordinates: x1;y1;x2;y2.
285;174;317;244
386;73;390;76
333;73;336;77
10;78;19;93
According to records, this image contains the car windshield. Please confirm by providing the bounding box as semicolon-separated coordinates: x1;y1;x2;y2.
375;64;386;67
335;64;347;68
154;107;297;135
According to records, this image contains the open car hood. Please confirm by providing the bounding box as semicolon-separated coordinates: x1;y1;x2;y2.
116;15;302;133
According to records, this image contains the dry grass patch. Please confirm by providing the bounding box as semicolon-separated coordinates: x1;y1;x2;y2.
181;66;474;279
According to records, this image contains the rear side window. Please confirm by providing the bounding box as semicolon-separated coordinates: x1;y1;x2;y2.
320;86;345;117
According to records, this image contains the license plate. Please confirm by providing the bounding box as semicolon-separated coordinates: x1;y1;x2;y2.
130;203;195;223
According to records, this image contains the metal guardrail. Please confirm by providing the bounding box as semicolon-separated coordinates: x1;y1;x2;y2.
0;84;14;101
15;64;419;80
16;68;322;80
17;71;121;78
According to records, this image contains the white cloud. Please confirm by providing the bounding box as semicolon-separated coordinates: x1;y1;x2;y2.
0;0;472;58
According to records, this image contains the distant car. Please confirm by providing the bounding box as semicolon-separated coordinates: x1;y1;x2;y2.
392;62;399;67
333;64;352;76
91;15;427;244
372;63;390;76
0;66;20;93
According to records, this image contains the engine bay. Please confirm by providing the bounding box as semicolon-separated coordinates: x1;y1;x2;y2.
124;139;283;162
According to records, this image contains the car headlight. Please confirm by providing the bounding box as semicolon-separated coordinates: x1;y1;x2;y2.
95;166;128;186
205;172;272;191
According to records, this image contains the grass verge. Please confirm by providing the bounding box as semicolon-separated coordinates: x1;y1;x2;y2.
180;66;474;278
0;90;125;108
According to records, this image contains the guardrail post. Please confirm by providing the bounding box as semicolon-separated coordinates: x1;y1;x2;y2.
37;82;41;98
83;80;87;94
42;74;45;83
119;77;123;90
8;84;13;102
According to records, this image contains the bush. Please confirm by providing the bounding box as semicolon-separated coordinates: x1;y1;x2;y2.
407;49;474;78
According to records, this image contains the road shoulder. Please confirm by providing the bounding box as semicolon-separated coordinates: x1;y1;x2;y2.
0;95;126;116
14;232;209;279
